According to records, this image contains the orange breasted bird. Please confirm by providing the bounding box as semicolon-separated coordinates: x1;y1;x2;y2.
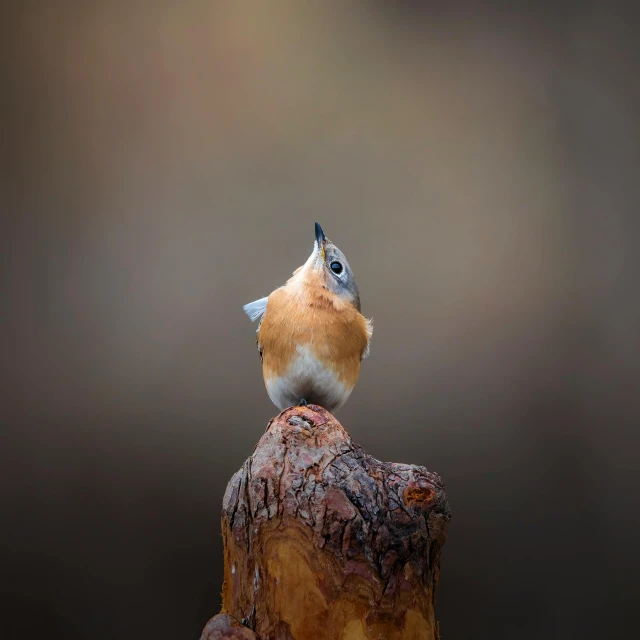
243;222;372;412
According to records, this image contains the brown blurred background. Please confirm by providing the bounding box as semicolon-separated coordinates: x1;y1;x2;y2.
2;1;639;638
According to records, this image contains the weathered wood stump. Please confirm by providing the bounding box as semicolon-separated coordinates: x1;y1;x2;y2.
202;405;450;640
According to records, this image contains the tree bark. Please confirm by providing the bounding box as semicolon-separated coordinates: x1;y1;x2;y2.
200;614;259;639
202;405;450;640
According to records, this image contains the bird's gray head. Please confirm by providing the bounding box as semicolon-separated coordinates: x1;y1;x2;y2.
308;222;361;311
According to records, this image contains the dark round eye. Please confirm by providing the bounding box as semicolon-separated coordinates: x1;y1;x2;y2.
330;261;343;274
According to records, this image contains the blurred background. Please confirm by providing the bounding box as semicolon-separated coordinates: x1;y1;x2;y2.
2;1;639;638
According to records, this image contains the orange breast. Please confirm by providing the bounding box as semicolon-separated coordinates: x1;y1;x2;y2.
258;275;370;389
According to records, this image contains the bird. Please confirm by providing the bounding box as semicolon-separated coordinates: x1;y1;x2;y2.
243;222;372;412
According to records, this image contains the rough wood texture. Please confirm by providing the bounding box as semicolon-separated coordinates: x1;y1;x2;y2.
200;614;259;639
205;404;450;640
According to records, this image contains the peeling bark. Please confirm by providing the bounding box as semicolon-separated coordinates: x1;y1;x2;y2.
200;614;259;639
202;405;450;640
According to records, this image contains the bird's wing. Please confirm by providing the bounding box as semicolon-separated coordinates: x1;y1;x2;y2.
243;296;268;362
361;318;374;359
243;296;269;323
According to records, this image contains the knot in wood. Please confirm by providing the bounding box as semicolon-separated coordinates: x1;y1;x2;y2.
403;481;437;508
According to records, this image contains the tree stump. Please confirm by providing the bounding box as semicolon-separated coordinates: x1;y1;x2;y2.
202;405;450;640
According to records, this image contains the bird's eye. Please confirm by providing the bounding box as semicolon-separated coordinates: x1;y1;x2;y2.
330;261;343;274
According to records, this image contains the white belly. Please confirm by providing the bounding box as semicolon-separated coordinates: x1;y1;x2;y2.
264;345;352;412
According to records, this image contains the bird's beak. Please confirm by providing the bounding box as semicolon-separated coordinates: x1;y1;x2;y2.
315;222;326;260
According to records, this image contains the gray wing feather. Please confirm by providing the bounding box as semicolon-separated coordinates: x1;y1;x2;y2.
243;296;268;323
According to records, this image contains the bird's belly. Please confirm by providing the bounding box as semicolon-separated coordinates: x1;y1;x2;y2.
264;345;354;412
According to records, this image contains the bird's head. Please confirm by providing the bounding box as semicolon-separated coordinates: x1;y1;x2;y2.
295;222;361;311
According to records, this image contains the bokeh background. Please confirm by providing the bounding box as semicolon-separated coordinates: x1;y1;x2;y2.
3;1;639;638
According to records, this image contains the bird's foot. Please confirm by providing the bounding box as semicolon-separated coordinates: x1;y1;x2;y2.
298;398;308;407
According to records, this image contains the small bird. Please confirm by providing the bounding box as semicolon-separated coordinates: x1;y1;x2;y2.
243;222;372;412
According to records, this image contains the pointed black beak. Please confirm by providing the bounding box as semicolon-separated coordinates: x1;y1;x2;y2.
315;222;325;247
